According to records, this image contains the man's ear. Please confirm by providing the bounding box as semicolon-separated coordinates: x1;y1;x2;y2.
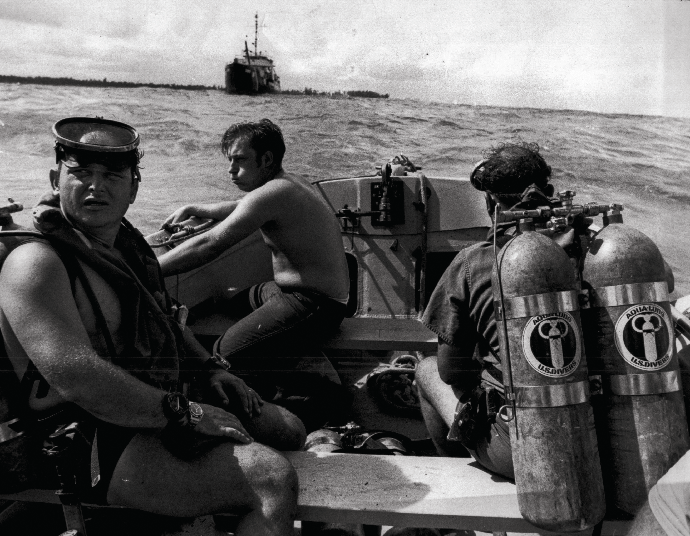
49;168;60;192
485;192;496;216
261;150;274;170
129;177;139;204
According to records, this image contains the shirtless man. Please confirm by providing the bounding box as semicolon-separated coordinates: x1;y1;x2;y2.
159;119;349;371
0;117;302;536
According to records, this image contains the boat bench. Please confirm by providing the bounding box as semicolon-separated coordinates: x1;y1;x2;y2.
322;318;437;353
0;452;631;536
190;315;438;354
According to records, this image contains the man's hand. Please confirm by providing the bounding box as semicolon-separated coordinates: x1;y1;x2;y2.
162;205;198;227
195;403;252;443
204;369;264;418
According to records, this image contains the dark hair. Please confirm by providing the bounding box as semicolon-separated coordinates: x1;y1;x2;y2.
470;142;552;198
56;144;143;181
220;119;286;172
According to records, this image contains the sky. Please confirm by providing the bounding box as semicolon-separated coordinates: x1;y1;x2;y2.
1;0;689;117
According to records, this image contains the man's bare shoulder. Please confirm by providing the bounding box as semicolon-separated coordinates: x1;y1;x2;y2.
0;240;66;291
239;173;306;208
259;172;306;194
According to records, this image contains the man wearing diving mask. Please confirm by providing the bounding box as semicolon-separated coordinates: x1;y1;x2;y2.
0;117;302;536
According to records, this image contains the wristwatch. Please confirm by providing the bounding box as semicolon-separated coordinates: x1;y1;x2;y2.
162;392;190;426
188;402;204;427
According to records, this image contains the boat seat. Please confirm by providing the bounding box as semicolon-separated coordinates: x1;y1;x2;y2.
189;314;438;353
0;452;632;535
322;317;437;352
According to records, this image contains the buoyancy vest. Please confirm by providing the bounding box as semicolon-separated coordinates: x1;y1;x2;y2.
31;191;185;389
0;192;186;422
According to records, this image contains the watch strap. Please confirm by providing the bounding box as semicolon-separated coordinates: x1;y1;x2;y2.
203;353;232;372
162;392;190;427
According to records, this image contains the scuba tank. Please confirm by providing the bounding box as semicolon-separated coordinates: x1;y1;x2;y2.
492;219;605;532
581;214;690;514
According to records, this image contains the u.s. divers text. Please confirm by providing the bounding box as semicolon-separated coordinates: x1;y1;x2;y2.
614;303;673;371
521;311;582;378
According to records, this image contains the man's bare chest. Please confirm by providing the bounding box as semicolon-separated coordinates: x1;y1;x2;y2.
73;261;125;354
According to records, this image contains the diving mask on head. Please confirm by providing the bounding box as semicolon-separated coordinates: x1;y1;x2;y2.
470;157;555;209
52;117;141;180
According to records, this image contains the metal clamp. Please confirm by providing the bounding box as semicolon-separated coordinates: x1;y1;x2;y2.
0;418;23;443
513;380;589;408
605;370;680;396
495;289;580;320
588;282;668;309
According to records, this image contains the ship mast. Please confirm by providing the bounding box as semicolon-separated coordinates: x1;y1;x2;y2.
254;12;258;56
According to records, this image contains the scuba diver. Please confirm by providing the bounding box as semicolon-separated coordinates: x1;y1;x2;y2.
415;142;557;478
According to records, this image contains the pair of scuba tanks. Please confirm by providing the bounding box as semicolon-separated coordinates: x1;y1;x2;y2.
490;189;689;532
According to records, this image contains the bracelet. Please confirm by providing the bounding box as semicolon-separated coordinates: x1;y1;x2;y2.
203;353;232;372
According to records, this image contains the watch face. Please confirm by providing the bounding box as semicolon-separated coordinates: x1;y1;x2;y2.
188;402;203;426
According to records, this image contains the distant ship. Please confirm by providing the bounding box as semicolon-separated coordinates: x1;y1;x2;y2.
225;13;281;95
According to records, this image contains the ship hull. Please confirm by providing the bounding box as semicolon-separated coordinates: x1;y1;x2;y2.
225;62;281;95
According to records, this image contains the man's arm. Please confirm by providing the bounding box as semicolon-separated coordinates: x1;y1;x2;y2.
437;340;482;397
163;201;240;226
159;187;276;276
180;325;212;360
179;327;263;417
0;242;250;441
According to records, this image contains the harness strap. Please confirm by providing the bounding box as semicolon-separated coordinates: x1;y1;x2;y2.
55;246;117;358
15;241;117;421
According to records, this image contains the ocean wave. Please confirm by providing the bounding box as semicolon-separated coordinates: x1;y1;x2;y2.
4;83;689;211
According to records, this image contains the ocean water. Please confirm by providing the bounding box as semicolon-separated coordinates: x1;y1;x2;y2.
2;83;690;293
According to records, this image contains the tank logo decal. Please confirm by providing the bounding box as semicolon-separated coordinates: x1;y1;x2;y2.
614;303;673;371
522;311;582;378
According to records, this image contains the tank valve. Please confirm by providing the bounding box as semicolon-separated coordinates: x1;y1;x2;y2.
558;190;576;209
547;217;569;232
